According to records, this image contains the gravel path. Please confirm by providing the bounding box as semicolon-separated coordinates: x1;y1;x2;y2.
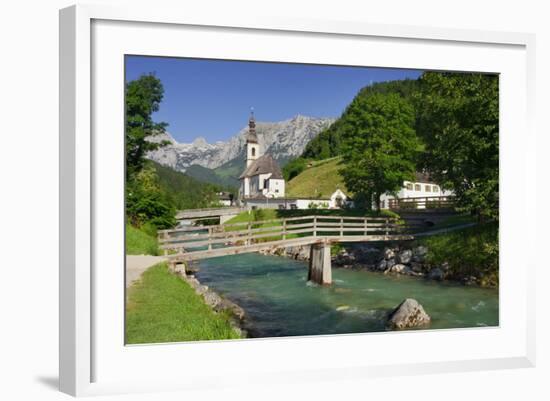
126;255;167;288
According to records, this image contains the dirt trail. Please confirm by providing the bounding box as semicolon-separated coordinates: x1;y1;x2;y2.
126;255;167;288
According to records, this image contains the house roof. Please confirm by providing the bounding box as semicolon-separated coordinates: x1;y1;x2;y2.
217;192;233;200
414;172;436;184
239;154;284;179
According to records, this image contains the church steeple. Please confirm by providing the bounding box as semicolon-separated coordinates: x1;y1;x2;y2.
246;108;260;167
246;108;258;144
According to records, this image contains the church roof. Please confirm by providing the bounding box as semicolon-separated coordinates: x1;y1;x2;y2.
239;154;284;179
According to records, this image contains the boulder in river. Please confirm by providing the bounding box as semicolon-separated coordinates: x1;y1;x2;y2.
429;267;444;281
203;291;222;308
387;298;431;330
383;247;395;260
377;259;388;271
385;263;410;274
397;249;412;264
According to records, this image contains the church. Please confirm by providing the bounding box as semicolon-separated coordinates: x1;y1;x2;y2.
239;110;286;200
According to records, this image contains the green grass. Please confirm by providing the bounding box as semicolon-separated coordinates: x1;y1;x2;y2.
433;214;477;230
126;225;159;256
126;263;241;344
416;222;499;287
286;157;349;198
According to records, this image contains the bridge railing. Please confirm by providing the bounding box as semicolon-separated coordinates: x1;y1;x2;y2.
388;196;455;210
158;215;415;256
176;206;246;219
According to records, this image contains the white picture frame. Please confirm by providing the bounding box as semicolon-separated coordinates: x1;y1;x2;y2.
59;4;536;397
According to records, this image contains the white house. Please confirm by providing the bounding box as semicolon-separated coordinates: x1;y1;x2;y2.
216;192;234;207
239;111;286;200
379;172;453;209
243;189;353;210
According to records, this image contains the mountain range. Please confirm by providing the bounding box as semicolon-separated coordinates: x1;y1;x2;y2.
146;115;335;184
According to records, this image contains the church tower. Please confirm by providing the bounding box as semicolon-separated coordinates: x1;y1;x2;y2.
246;109;260;167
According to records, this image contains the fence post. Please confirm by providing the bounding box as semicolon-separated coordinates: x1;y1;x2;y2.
340;217;344;236
282;219;286;240
364;218;367;236
247;222;251;245
162;231;169;256
208;227;212;251
314;216;318;237
385;218;389;235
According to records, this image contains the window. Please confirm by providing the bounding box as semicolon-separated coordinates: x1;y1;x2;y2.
406;183;413;190
251;147;256;157
425;185;431;192
275;189;279;193
290;204;298;210
433;186;439;193
415;184;421;191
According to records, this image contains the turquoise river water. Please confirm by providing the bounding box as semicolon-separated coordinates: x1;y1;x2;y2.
196;253;499;338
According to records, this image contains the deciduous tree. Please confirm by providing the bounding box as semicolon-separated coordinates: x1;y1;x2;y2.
415;72;499;221
126;74;169;180
340;93;420;210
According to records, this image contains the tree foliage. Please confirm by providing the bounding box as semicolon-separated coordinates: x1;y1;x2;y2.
415;72;499;220
126;74;169;180
124;74;231;230
125;74;176;228
153;162;228;209
303;79;420;160
126;164;176;229
339;93;420;210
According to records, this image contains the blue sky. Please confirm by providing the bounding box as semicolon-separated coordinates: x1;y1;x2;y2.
125;56;422;143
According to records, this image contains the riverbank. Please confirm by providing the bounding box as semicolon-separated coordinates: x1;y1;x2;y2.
125;263;244;344
259;223;498;288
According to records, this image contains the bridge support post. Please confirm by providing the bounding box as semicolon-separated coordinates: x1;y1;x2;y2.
308;242;332;286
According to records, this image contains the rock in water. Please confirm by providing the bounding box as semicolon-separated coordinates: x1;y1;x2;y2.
387;298;431;330
428;267;444;281
385;263;409;274
383;248;395;260
397;249;412;264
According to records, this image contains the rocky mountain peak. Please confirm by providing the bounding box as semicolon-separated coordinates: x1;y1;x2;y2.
146;115;335;173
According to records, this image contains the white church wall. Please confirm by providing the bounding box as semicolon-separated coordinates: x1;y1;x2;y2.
267;178;285;198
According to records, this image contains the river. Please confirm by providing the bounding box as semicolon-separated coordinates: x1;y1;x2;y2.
196;253;499;338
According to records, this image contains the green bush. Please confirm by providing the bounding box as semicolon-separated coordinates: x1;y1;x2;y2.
418;222;498;287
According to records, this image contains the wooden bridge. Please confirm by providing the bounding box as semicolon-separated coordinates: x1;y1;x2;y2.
176;206;246;224
388;195;455;211
159;215;415;285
